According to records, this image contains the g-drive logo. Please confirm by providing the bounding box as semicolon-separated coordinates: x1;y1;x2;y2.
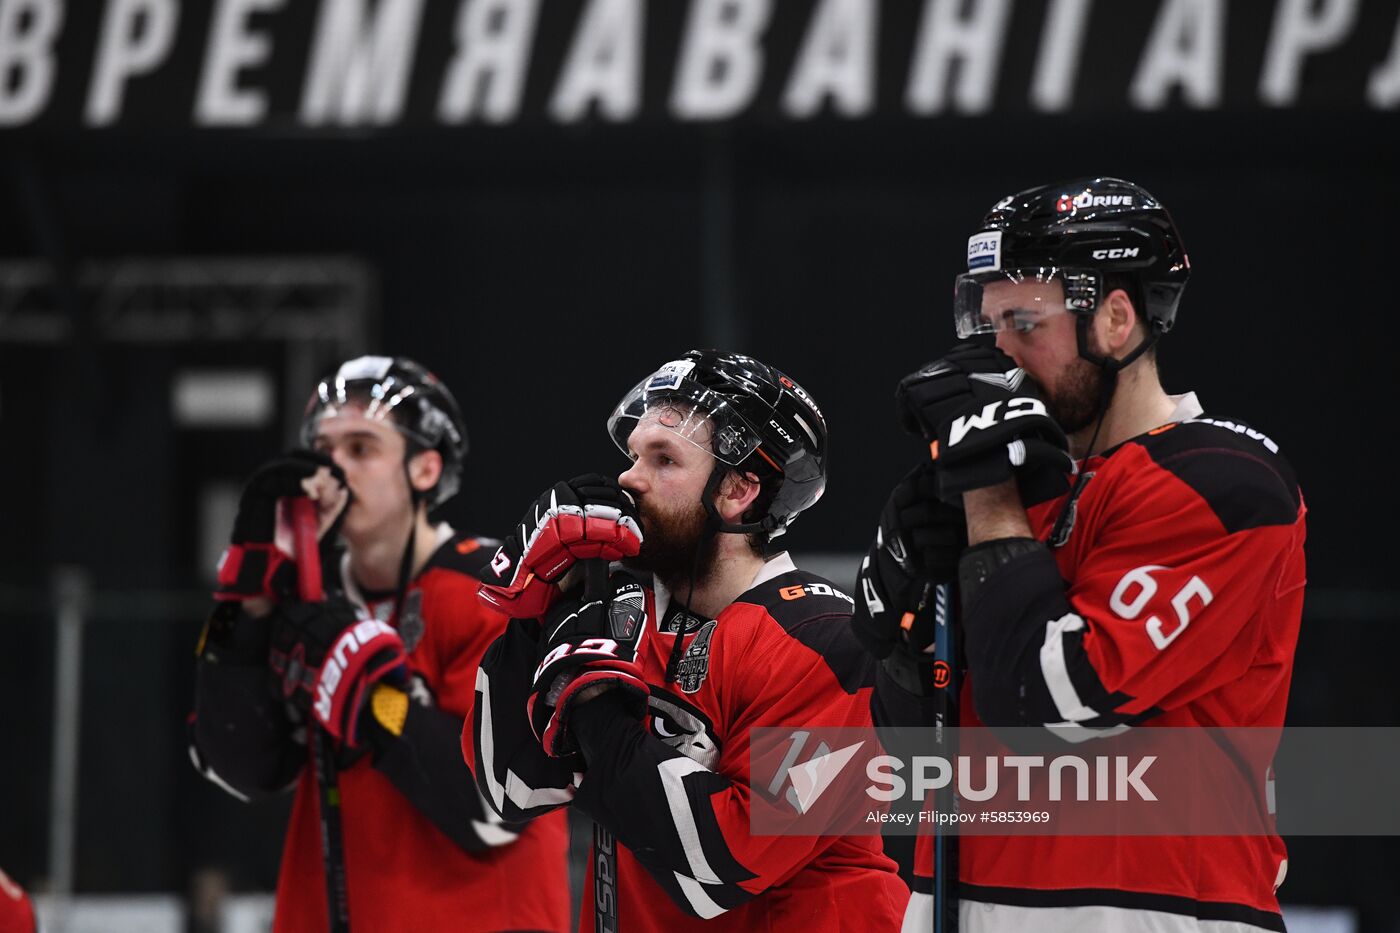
1058;192;1135;212
967;231;1002;272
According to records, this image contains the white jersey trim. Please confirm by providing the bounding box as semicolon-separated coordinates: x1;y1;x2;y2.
673;872;727;919
1040;611;1095;722
474;667;575;816
1166;392;1205;423
960;900;1280;933
658;757;723;885
901;892;932;933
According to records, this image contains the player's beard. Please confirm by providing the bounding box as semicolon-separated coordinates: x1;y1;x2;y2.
624;495;720;592
1043;353;1110;435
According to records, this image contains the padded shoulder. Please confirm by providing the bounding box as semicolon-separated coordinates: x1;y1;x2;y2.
424;534;502;578
738;570;857;631
1131;417;1301;534
736;570;873;694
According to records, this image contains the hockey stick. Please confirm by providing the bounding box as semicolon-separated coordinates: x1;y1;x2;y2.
583;560;621;933
290;497;351;933
931;581;959;933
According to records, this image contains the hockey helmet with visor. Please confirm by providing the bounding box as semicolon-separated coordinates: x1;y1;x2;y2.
954;177;1190;370
607;351;827;539
301;355;468;510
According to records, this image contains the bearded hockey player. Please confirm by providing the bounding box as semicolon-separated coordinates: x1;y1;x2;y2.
854;178;1306;933
190;356;570;932
468;350;909;931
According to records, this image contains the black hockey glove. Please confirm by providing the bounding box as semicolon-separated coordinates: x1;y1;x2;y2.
214;450;347;601
267;597;363;716
479;474;643;620
529;562;650;759
852;463;965;662
895;343;1073;503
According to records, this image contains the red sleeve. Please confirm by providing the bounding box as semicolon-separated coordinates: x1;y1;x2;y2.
419;567;508;719
962;426;1306;731
1065;482;1305;717
570;592;880;919
0;868;37;933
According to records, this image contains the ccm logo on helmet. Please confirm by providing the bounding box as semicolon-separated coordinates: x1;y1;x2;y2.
1092;247;1141;260
949;398;1048;447
314;619;398;721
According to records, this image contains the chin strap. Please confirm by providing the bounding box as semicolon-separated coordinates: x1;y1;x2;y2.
390;461;425;628
663;465;771;683
1075;311;1164;376
1048;315;1142;549
664;511;716;684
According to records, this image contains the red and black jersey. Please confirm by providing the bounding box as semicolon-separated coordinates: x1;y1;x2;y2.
471;553;909;932
196;526;570;933
899;396;1307;933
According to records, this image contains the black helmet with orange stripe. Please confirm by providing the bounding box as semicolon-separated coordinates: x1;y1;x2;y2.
607;350;828;541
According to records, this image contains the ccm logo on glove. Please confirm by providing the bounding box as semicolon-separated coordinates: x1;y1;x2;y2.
948;397;1049;448
314;619;399;722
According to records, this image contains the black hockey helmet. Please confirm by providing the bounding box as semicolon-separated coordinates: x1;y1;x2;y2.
607;350;828;540
301;355;468;510
955;177;1190;367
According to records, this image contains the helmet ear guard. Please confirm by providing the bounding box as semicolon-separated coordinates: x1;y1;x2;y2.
700;464;778;538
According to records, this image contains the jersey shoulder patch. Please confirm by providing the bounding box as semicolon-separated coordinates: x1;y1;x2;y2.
737;570;873;694
1132;416;1301;534
425;534;502;578
740;569;857;630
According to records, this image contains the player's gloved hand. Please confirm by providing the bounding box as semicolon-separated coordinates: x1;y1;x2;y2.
310;617;409;747
479;474;643;619
528;562;649;759
852;464;966;660
895;343;1073;503
267;598;362;715
214;450;348;601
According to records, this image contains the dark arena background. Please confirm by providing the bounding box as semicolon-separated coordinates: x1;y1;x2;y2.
2;0;1398;930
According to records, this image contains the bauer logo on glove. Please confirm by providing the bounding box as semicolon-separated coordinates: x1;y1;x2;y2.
312;617;408;746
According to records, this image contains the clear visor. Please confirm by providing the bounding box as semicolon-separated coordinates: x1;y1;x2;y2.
954;268;1076;339
607;378;763;467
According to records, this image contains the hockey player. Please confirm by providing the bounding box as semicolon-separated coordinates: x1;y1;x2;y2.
468;350;909;931
190;356;570;932
854;178;1306;933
